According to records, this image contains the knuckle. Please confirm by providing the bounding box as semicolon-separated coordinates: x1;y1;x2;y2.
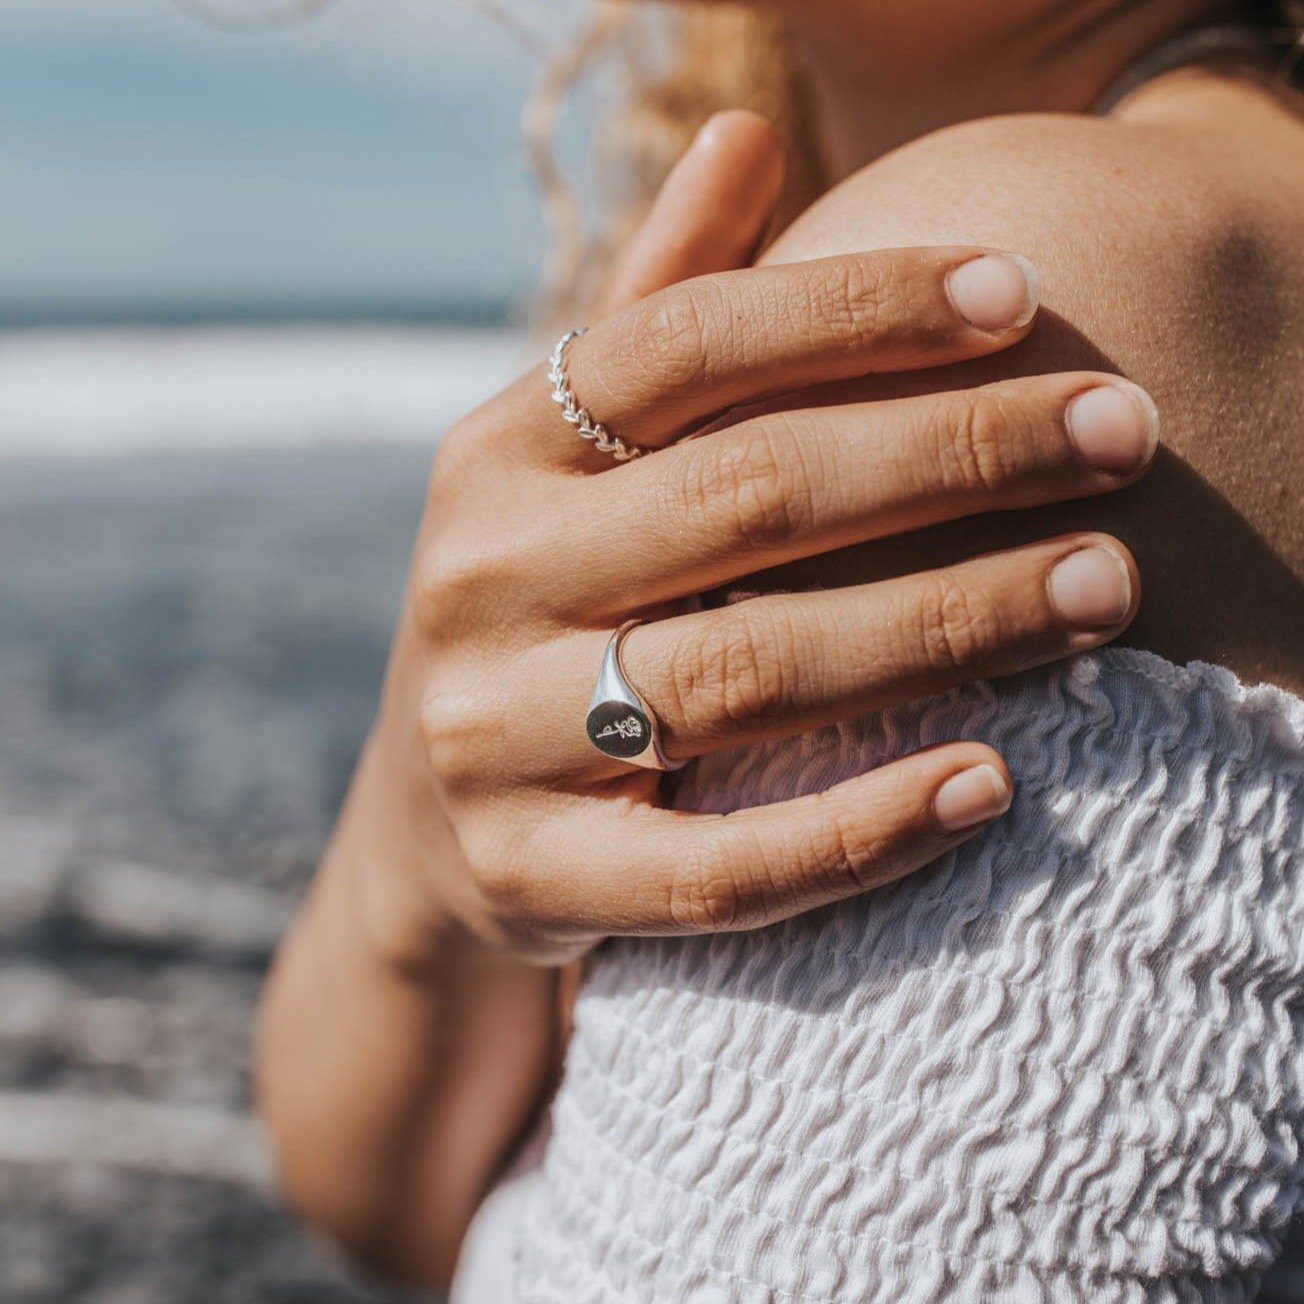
431;378;534;481
940;390;1019;495
461;818;580;952
802;798;881;895
822;793;903;892
917;572;1002;674
815;253;935;356
685;424;813;551
630;278;729;395
669;838;751;932
472;854;532;919
668;605;800;737
411;541;515;638
431;415;485;481
417;679;487;792
462;810;553;919
813;256;889;353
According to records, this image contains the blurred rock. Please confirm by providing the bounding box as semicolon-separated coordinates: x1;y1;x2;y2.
67;858;293;960
0;1093;269;1186
0;818;75;931
0;1166;404;1304
0;451;433;1302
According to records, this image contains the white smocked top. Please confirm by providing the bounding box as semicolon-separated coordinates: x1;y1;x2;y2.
453;650;1304;1302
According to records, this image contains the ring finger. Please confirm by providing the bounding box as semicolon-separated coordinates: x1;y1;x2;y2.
541;532;1138;776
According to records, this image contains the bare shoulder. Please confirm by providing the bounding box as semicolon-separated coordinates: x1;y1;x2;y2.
767;99;1304;379
761;87;1304;690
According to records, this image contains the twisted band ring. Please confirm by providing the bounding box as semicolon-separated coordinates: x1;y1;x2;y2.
548;329;651;463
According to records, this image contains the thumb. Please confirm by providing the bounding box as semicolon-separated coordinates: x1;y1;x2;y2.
596;109;785;318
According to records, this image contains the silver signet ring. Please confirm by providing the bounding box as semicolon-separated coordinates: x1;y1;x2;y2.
585;619;686;771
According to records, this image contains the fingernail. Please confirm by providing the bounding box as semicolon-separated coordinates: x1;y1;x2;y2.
1048;545;1132;629
1065;381;1160;475
935;764;1013;831
946;254;1040;332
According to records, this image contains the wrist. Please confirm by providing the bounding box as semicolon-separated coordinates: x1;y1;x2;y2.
325;723;478;977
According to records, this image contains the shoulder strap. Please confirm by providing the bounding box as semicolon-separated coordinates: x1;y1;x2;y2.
1093;22;1297;114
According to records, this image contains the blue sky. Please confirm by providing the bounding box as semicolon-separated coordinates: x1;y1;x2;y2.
0;1;580;320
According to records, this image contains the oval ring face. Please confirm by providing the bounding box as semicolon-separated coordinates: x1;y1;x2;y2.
586;700;653;760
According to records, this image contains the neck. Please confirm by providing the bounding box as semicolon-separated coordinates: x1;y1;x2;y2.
786;0;1243;179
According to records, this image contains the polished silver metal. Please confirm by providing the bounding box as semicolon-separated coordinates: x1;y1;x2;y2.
548;328;650;463
586;619;686;770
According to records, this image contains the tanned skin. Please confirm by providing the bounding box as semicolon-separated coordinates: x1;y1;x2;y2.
257;5;1302;1289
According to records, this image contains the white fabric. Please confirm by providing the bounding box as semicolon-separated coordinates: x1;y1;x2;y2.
453;650;1304;1302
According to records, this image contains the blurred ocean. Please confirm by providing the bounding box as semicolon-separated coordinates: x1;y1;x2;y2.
0;325;529;457
7;328;1304;1304
0;1;579;1296
0;324;533;1303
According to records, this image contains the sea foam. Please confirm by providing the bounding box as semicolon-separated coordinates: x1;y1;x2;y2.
0;326;529;457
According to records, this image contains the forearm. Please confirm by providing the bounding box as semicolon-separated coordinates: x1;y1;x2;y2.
255;731;559;1287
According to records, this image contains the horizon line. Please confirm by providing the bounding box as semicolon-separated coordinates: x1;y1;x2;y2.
0;295;526;332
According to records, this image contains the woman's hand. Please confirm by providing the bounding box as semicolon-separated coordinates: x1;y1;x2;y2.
258;112;1159;1285
368;113;1156;966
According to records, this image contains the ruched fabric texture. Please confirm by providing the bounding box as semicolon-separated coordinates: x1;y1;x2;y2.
510;650;1304;1302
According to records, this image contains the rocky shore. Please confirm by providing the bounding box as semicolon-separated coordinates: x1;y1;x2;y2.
0;449;432;1303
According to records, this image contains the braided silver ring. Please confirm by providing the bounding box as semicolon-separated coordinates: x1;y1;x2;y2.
586;620;686;770
548;328;650;463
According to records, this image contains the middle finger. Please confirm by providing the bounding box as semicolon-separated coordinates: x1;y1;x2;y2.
564;371;1159;619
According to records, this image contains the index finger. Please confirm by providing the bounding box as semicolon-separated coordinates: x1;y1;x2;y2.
548;246;1040;468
